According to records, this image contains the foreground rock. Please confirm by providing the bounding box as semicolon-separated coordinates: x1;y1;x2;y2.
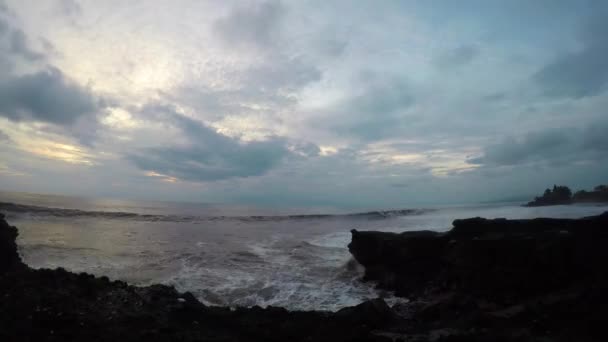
350;211;608;341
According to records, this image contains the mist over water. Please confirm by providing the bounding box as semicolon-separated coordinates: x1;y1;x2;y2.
2;191;607;311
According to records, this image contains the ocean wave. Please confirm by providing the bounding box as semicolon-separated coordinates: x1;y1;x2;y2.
19;243;99;252
0;201;434;223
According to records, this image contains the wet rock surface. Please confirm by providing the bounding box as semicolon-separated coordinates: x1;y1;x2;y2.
3;212;608;341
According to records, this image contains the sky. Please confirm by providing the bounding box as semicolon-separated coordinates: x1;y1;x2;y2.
0;0;607;208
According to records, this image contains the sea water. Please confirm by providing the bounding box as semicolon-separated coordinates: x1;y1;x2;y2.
2;191;607;311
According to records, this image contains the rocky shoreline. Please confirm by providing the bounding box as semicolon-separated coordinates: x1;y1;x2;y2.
3;212;608;341
350;212;608;341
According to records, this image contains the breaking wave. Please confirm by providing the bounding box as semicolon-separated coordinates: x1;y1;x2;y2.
0;201;433;223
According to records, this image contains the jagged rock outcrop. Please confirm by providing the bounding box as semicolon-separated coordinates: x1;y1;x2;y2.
0;213;22;272
349;212;608;298
349;212;608;341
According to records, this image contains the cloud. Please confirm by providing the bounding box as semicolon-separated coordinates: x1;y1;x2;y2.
0;2;105;147
0;67;101;125
0;128;9;141
582;118;608;152
2;0;608;206
213;0;284;49
533;10;608;98
482;92;507;102
471;119;608;167
313;73;415;142
470;130;570;166
0;4;101;129
56;0;82;17
433;45;478;69
534;46;608;99
176;55;321;119
0;16;45;72
7;29;44;61
242;56;321;94
127;105;292;182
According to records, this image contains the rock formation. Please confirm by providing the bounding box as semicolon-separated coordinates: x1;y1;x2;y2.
525;185;573;206
349;212;608;341
525;184;608;206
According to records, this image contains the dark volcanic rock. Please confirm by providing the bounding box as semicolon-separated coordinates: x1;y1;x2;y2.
349;212;608;341
348;230;445;297
350;212;608;298
0;213;22;272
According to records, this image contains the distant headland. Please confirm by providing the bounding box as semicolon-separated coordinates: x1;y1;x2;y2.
525;184;608;207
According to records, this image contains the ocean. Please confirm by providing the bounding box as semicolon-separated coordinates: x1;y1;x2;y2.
2;190;607;311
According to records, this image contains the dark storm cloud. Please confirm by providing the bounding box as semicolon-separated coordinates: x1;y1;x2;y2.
471;119;608;167
433;45;478;69
533;10;608;98
0;5;102;130
128;105;292;182
534;46;608;99
213;0;284;49
470;130;570;166
0;68;101;125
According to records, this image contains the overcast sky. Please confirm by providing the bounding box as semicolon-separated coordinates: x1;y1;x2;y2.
0;0;607;208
